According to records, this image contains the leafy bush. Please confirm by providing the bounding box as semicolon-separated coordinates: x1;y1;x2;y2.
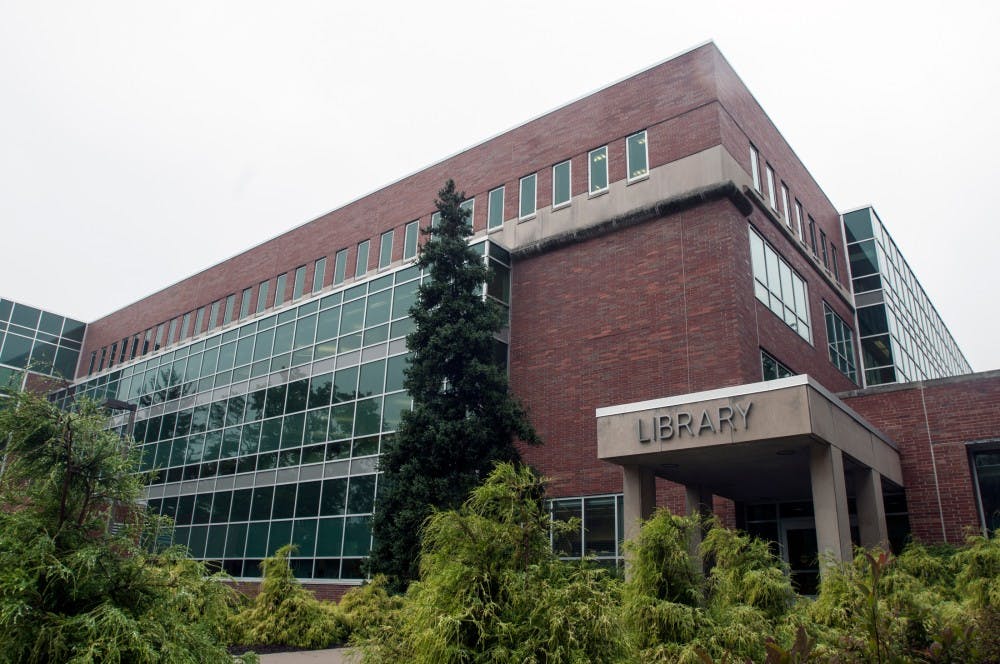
0;389;253;664
360;462;628;663
231;545;348;649
339;575;403;640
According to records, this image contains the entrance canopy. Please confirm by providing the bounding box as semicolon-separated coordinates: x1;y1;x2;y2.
596;375;903;565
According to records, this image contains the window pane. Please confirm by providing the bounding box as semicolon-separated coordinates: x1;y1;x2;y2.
460;199;474;228
293;266;306;300
584;496;616;557
519;174;536;218
403;221;418;259
379;231;393;268
589;146;608;193
487;186;504;229
256;281;269;312
553;160;571;206
274;274;287;307
333;249;348;285
313;257;327;293
627;131;648;180
355;241;370;278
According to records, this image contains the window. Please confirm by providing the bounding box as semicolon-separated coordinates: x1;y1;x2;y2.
355;240;370;278
487;187;504;229
108;342;117;368
820;230;829;268
460;199;474;228
552;160;571;208
808;217;818;255
972;450;1000;535
118;338;128;363
550;494;623;566
292;265;307;300
627;130;648;181
98;347;106;372
379;230;393;269
194;308;205;336
223;294;235;324
750;144;761;192
780;183;791;228
824;303;858;383
589;146;608;194
519;174;536;219
749;227;811;342
208;302;220;330
765;164;777;210
333;249;348;285
831;246;840;282
794;200;805;240
430;212;441;228
167;318;178;345
130;335;139;359
313;257;327;293
257;281;270;312
154;323;165;350
404;221;419;259
180;313;191;340
87;352;96;375
239;288;252;319
142;329;151;355
761;350;794;381
275;274;287;307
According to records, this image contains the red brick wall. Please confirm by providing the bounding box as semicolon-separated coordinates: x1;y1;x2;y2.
842;372;1000;544
511;195;857;502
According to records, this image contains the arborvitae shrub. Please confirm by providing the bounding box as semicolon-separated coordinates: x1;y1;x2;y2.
231;545;347;649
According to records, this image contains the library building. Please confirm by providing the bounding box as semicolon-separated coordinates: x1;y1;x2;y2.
3;41;997;596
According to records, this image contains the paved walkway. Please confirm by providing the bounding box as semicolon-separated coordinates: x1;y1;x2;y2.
258;648;356;663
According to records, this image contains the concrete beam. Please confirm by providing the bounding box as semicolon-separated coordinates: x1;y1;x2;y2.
855;467;889;550
810;445;853;568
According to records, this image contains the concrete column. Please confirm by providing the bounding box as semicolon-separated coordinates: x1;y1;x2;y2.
622;465;656;544
854;467;889;550
685;484;714;568
809;445;853;568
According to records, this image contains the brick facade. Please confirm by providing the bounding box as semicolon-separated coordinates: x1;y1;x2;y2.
842;371;1000;544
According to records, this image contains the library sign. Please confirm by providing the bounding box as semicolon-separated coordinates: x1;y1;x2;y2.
635;401;753;444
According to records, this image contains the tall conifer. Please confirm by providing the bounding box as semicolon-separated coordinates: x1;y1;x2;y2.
368;180;539;590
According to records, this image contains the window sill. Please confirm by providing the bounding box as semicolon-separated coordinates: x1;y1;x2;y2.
626;174;649;185
552;201;571;211
518;214;536;223
588;189;609;199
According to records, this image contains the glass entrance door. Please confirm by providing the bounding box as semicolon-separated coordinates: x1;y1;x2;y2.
780;517;819;595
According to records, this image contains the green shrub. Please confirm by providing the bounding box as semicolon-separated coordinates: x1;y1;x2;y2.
339;575;403;640
360;462;628;663
231;545;348;649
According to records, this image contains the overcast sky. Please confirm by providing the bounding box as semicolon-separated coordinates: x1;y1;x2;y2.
2;1;998;372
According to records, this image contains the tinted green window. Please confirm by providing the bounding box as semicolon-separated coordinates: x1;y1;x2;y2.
385;354;409;392
355;241;370;278
354;397;382;437
192;494;213;524
306;408;330;444
347;475;376;514
313;257;326;293
0;334;31;368
250;487;274;521
176;495;195;525
589;146;608;193
245;522;269;557
274;274;287;306
294;315;316;349
309;373;333;408
267;520;293;556
553;160;571;206
264;385;287;419
281;413;305;448
487;186;504;229
296;481;322;518
403;221;419;259
211;492;232;523
340;299;365;335
259;418;282;452
240;422;261;455
316;308;339;342
293;519;318;557
234;337;254;366
519;174;536;218
366;290;391;327
221;427;241;458
256;281;270;312
321;478;348;516
230;489;252;521
273;323;294;355
272;485;297;519
391;282;418;319
187;526;208;558
245;390;265;422
226;396;246;426
184;435;205;465
333;366;358;402
329;403;355;440
382;392;411;431
316;518;344;556
358;360;385;397
379;231;393;268
342;517;371;557
627;130;648;180
333;249;348;285
285;378;309;413
202;431;222;462
225;523;248;558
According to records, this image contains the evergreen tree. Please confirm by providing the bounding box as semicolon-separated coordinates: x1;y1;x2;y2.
0;387;253;663
368;179;539;590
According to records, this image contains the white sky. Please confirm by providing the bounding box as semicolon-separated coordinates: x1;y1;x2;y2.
1;1;998;372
